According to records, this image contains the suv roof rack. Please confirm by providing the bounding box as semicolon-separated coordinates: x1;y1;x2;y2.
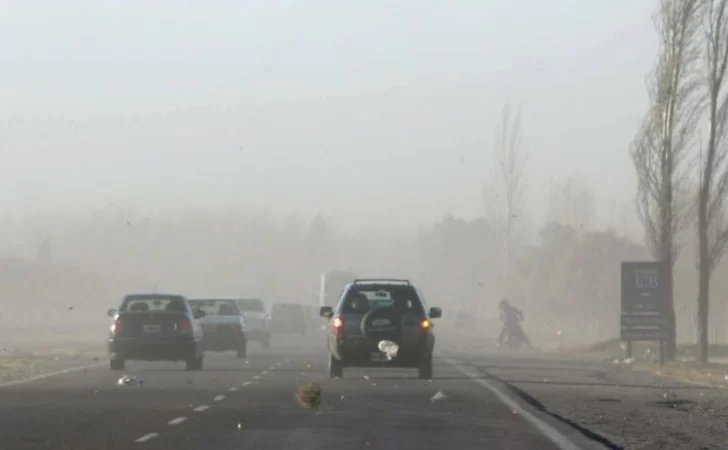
352;279;411;285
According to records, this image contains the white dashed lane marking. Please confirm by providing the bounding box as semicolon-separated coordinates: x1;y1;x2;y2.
168;417;187;426
132;361;288;444
135;433;159;443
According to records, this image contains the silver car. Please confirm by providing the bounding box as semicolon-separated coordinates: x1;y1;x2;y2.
188;298;247;358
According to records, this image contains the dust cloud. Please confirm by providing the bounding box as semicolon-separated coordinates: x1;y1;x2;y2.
0;1;721;354
0;197;716;351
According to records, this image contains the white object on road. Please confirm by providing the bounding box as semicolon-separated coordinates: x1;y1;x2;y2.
117;375;143;387
430;391;446;403
378;340;399;360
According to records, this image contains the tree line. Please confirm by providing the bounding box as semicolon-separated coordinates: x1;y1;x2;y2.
630;0;728;363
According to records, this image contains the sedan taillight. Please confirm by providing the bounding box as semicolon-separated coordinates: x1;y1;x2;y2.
178;320;191;331
110;319;123;334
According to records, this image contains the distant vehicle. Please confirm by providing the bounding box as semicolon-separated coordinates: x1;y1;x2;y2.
320;279;442;379
455;308;477;329
188;298;247;358
235;298;271;349
319;270;358;308
271;303;308;335
107;293;206;371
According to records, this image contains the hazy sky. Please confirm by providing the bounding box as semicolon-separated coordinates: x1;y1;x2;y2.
1;1;657;231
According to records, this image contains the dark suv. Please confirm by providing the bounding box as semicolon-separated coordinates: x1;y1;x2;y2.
319;279;442;379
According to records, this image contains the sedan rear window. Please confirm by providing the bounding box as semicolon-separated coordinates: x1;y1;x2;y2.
120;296;187;313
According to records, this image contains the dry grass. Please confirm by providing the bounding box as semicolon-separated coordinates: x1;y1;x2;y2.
632;361;728;387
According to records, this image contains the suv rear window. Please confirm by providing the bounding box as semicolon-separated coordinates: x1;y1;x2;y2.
238;299;265;312
339;286;424;315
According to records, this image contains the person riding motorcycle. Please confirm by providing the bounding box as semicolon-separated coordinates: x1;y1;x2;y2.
496;298;531;348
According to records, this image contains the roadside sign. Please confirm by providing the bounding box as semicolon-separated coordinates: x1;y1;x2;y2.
620;261;669;341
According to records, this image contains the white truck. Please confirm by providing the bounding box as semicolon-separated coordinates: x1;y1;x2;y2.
319;270;358;309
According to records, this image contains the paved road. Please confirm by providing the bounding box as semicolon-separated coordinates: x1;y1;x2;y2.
0;333;616;450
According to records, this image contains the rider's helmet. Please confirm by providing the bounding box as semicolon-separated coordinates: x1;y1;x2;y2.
499;297;509;307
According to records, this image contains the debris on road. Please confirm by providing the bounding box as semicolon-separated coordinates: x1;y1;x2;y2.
613;357;636;365
117;375;143;387
430;391;446;403
295;381;322;409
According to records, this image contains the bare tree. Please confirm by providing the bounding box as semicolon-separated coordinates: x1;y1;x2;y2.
494;103;527;282
547;176;596;232
696;0;728;363
630;0;703;360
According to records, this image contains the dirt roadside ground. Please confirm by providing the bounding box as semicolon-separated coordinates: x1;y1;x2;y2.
441;332;728;449
542;340;728;449
0;332;106;385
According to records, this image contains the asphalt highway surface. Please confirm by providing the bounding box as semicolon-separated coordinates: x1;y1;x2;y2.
2;333;724;450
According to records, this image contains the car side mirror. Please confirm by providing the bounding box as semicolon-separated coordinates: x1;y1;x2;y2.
319;306;333;318
193;309;206;319
107;308;117;317
428;307;442;319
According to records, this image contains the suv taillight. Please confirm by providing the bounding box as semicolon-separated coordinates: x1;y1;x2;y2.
332;315;343;338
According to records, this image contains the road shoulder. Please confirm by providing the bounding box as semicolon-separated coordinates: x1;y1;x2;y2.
446;348;728;449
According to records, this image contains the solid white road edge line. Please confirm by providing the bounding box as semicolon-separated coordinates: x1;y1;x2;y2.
213;395;225;401
442;357;581;450
0;363;106;388
135;433;159;443
168;417;187;425
193;405;209;412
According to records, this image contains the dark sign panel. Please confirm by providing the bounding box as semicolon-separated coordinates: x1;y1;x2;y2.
620;261;669;341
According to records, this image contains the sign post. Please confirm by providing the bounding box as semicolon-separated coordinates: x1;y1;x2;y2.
620;261;669;365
